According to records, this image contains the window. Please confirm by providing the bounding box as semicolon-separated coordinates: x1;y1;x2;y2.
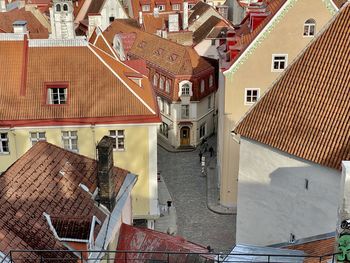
159;77;165;90
109;16;115;22
160;123;169;138
137;41;146;49
172;4;180;10
109;130;125;150
165;79;171;93
62;131;78;152
63;3;68;11
181;105;189;119
158;97;164;112
188;4;195;9
56;4;61;12
211;39;216;46
142;4;150;11
272;55;287;71
30;132;46;146
209;75;214;87
181;83;190;95
154;48;164;56
47;87;67;105
164;101;170;115
245;88;260;104
0;133;9;154
169;53;178;62
208;95;212;109
304;19;315;37
157;4;165;11
199;123;206;139
200;80;205;93
153;74;159;87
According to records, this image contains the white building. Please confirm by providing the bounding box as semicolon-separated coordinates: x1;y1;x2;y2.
232;3;350;246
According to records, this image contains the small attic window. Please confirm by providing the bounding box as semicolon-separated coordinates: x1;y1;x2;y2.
169;53;178;62
129;77;142;86
46;83;68;105
154;48;164;56
137;41;147;49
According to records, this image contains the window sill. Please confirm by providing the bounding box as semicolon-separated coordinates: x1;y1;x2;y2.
113;149;125;152
271;69;285;73
0;152;10;155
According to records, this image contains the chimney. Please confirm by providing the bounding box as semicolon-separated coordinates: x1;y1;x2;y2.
13;21;28;34
168;14;179;32
96;136;116;211
139;11;143;25
0;0;6;12
182;1;188;30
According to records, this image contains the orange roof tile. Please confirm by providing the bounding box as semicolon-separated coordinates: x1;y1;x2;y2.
0;141;129;259
0;38;159;126
0;8;49;39
101;19;213;76
234;3;350;170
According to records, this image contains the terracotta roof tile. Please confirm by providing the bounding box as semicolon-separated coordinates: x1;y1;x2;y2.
234;3;350;170
102;19;213;76
0;39;158;126
0;8;49;39
0;141;129;258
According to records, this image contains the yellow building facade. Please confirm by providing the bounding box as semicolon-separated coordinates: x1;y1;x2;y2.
217;0;338;208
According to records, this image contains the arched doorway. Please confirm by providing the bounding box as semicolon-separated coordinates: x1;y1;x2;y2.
180;126;190;146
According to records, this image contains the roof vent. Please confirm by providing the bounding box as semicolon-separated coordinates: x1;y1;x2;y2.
79;183;90;193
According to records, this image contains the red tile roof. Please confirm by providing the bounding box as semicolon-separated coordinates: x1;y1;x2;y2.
0;8;49;39
101;19;214;76
115;223;212;263
0;141;129;259
0;38;159;127
234;3;350;170
51;216;92;240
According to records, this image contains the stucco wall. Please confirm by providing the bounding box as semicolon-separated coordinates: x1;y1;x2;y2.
218;0;335;207
236;138;340;246
0;124;158;220
194;39;220;59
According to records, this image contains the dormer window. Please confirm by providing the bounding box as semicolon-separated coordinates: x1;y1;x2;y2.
137;41;146;49
169;54;178;62
154;48;164;56
56;4;61;12
172;4;180;10
159;77;165;90
200;80;205;93
142;4;150;11
182;83;190;95
157;4;165;11
47;85;68;105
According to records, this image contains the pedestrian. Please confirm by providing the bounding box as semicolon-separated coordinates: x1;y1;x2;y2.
199;151;202;163
209;146;214;157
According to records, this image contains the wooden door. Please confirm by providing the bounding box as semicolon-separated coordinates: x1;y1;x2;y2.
180;127;190;146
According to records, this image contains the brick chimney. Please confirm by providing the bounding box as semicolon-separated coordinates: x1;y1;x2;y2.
96;136;116;211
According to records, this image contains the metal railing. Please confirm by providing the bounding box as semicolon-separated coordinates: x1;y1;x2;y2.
0;250;340;263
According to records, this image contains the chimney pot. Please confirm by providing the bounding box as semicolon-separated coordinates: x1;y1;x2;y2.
96;136;116;211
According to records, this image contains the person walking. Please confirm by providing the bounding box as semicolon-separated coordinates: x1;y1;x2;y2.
199;151;203;163
209;146;214;157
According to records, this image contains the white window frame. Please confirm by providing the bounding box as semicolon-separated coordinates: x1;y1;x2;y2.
30;132;46;146
244;88;260;105
47;87;67;105
0;132;9;154
62;131;78;152
199;123;206;139
165;79;171;93
200;79;205;93
164;101;170;115
181;104;189;119
172;4;180;10
271;54;288;72
142;4;150;11
109;130;125;151
153;74;159;87
157;4;165;11
303;19;315;37
182;84;190;95
158;97;164;112
159;76;165;90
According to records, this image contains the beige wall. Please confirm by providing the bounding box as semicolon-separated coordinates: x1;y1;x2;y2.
218;0;335;207
0;124;158;220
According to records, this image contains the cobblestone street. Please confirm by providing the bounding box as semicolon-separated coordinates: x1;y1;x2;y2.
157;136;236;252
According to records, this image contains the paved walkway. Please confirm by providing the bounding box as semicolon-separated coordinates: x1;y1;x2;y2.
156;135;236;252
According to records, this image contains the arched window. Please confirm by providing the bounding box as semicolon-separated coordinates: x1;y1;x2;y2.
304;19;315;37
209;75;214;87
56;4;61;12
153;74;159;87
181;83;190;95
165;79;171;93
200;79;205;93
63;3;68;11
159;77;165;90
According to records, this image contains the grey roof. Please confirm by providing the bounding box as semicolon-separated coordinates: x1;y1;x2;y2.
222;244;305;263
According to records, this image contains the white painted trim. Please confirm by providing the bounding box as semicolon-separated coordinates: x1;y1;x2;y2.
99;28;120;61
223;0;291;76
87;44;156;115
271;53;288;72
0;123;160;131
244;88;260;106
329;0;340;11
148;125;159;217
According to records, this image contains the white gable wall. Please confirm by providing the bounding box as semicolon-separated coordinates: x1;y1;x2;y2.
237;138;340;246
